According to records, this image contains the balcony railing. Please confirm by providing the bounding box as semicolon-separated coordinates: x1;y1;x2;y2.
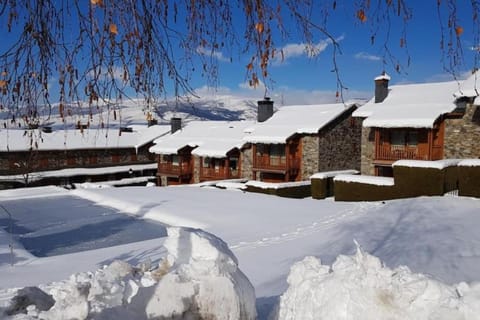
375;145;424;161
200;167;240;180
158;162;192;176
253;155;300;171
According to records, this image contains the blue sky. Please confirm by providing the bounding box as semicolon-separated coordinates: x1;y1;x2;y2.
0;2;478;105
189;2;479;104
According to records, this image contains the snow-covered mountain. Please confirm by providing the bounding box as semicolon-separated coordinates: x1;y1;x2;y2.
0;95;259;131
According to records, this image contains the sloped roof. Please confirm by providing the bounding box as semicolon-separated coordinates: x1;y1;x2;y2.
0;125;171;152
353;80;459;128
244;103;354;144
453;70;480;99
149;120;253;157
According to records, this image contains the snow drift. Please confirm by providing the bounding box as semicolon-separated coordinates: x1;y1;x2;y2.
2;227;256;320
276;242;480;320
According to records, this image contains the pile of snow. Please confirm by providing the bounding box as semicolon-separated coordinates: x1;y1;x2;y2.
277;243;480;320
2;227;256;320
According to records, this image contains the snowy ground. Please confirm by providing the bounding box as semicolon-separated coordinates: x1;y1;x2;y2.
1;184;480;318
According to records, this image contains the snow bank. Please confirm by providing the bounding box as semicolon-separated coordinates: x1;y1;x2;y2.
2;227;256;320
277;243;480;320
393;159;461;169
459;159;480;167
245;180;311;189
310;169;359;179
334;174;394;186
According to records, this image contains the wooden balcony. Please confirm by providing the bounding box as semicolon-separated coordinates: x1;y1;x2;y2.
253;155;300;172
375;145;425;161
200;167;240;180
158;162;192;176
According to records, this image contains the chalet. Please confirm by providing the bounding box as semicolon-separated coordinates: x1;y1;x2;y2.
243;100;362;182
0;124;170;185
354;71;480;176
149;120;254;185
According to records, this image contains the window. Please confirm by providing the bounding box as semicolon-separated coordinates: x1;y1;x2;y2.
391;130;406;146
229;157;238;170
407;131;418;146
270;144;285;157
391;130;418;146
203;157;211;168
172;155;180;166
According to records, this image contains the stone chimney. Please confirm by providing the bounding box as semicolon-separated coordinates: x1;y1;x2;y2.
170;117;182;134
257;97;274;122
374;72;390;103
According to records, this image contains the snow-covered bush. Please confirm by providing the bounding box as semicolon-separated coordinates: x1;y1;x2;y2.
3;227;256;320
276;242;480;320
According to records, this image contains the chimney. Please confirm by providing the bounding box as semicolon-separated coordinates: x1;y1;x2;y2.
170;117;182;134
257;97;274;122
374;72;390;103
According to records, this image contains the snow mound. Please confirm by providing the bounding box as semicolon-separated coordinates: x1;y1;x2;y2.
2;227;256;320
277;243;480;320
150;227;256;319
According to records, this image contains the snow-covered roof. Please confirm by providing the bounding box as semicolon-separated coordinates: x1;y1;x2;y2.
453;70;480;98
149;120;254;157
353;80;459;128
0;125;170;152
244;103;354;144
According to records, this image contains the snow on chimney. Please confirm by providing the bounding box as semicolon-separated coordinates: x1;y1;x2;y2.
374;72;390;103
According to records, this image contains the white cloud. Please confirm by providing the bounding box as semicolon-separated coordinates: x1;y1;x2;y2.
273;36;344;65
354;52;382;61
196;46;230;62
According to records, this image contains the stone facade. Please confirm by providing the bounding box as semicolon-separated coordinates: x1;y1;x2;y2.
192;156;201;183
316;111;362;175
241;146;254;180
300;135;319;180
360;125;376;175
444;103;480;158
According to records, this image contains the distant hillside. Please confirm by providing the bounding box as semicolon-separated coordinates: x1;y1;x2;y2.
0;95;259;130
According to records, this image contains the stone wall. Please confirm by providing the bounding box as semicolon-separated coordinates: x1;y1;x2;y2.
316;110;362;175
301;136;319;180
444;103;480;158
360;125;375;175
193;156;201;183
241;146;254;180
